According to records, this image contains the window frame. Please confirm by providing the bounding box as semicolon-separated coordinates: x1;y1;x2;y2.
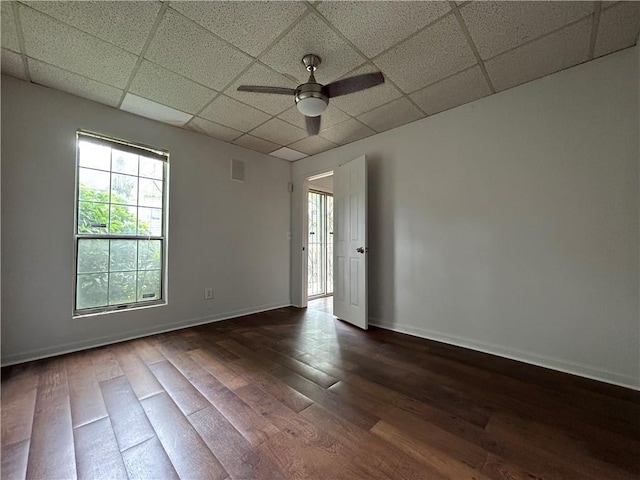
73;129;170;317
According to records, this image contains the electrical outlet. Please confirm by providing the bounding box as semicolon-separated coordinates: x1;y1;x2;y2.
204;287;213;300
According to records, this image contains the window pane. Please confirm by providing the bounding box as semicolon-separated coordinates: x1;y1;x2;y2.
109;271;137;305
78;202;109;234
110;239;137;272
79;140;111;171
111;173;138;205
137;270;161;301
79;168;110;202
77;239;109;273
112;149;138;176
138;207;162;236
138;240;161;270
109;205;137;234
139;156;164;180
77;273;108;309
139;178;163;208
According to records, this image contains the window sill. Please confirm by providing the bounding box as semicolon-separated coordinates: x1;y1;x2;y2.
73;300;167;319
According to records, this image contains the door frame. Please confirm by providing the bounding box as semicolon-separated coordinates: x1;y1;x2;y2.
300;169;334;309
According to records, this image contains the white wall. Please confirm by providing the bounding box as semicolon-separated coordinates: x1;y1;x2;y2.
292;48;640;389
1;76;292;364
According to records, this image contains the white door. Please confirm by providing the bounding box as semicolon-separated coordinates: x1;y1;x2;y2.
333;156;367;329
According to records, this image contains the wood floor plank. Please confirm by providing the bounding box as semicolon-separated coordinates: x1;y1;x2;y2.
236;383;389;479
371;420;491;480
301;403;445;480
202;386;281;446
130;338;166;365
149;360;209;416
270;365;380;430
25;358;77;480
217;339;280;370
156;348;280;446
190;406;286;480
257;347;339;388
1;439;30;480
141;392;228;480
121;436;179;480
99;375;156;452
329;380;488;469
1;365;38;446
74;417;128;479
189;348;249;390
227;357;314;413
480;453;545;480
484;413;635;480
88;347;124;382
66;352;108;428
113;343;164;400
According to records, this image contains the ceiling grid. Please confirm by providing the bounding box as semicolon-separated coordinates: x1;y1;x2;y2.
1;0;637;161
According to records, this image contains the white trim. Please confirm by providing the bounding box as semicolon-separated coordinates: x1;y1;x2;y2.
1;302;292;367
369;317;640;391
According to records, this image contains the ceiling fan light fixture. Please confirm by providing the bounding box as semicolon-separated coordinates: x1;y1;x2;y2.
296;96;328;117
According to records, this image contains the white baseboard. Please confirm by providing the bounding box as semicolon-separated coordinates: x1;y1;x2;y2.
369;317;640;391
1;302;292;367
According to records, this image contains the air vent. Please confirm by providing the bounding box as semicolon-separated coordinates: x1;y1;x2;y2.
230;158;245;182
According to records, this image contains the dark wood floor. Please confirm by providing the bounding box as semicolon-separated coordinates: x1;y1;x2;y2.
2;302;639;480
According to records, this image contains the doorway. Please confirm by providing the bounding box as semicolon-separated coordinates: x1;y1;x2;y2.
307;173;334;301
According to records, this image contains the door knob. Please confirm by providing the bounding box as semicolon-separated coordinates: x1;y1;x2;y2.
356;247;366;254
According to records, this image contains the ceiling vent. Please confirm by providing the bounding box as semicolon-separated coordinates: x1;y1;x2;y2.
230;158;245;183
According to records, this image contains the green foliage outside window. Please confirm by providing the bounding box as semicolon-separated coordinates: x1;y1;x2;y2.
76;183;161;310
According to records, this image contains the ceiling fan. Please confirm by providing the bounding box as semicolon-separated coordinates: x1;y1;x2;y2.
237;54;385;136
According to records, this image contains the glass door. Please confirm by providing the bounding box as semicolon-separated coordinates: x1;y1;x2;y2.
308;190;334;298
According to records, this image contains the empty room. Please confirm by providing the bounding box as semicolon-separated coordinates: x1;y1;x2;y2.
1;1;639;479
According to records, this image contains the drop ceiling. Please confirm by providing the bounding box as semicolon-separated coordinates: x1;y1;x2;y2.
2;1;639;161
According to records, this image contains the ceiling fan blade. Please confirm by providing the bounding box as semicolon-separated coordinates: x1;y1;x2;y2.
323;72;385;98
305;116;321;135
236;85;296;95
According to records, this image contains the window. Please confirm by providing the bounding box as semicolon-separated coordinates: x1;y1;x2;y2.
74;130;169;315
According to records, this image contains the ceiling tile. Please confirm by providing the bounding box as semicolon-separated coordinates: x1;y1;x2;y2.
409;65;491;115
2;2;19;52
278;105;349;131
594;2;640;58
18;4;137;88
145;8;252;90
373;15;476;93
269;147;308;161
461;1;594;60
233;134;280;154
250;117;307;145
120;93;193;127
317;1;450;58
130;60;217;115
200;94;271;132
29;58;123;106
1;49;27;80
329;63;403;116
185;117;243;143
287;135;337;155
486;18;591;92
22;1;161;54
260;13;366;85
225;62;298;115
357;97;424;133
319;118;375;145
170;1;307;57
